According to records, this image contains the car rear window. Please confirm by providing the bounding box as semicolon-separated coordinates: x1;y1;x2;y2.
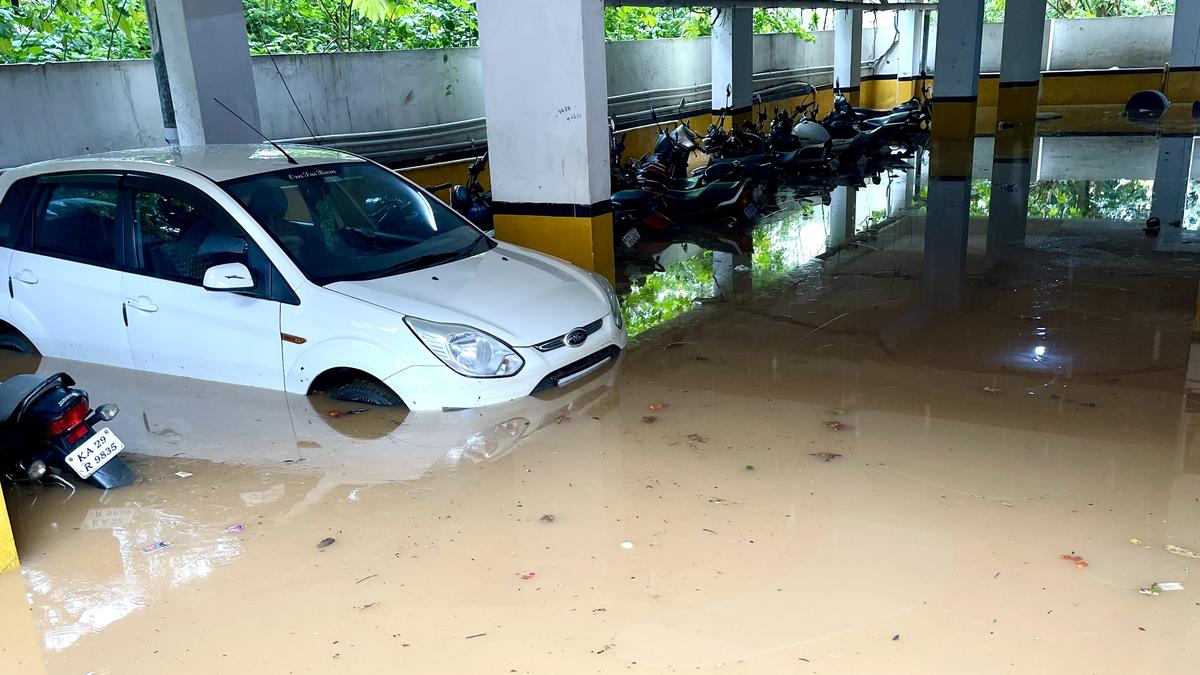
31;183;120;266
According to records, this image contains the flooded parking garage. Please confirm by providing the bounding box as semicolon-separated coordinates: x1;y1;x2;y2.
4;106;1200;673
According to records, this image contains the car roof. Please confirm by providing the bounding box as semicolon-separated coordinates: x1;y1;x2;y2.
10;144;365;183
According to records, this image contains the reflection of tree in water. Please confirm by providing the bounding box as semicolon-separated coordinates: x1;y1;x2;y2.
620;252;714;338
970;179;1151;220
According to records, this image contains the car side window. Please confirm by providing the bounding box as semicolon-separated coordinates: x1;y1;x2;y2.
32;183;120;265
132;188;249;285
0;178;36;249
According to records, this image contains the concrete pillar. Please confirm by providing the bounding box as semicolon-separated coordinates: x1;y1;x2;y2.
478;0;614;280
829;186;857;250
1167;1;1200;101
996;0;1047;127
711;7;754;129
924;0;986;311
897;10;927;105
833;9;863;105
154;0;261;146
1150;134;1195;249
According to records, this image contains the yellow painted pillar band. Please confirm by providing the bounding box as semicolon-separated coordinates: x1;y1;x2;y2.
995;82;1040;126
0;488;18;574
494;211;615;284
930;98;979;180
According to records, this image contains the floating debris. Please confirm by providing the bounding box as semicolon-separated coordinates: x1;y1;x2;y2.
553;414;570;424
1139;582;1184;595
648;402;669;412
1129;538;1142;546
1164;544;1200;559
642;416;658;424
465;633;487;640
892;634;901;641
141;541;169;554
810;452;843;462
983;386;1002;394
317;537;336;550
620;541;634;550
1060;553;1088;569
824;420;845;431
539;514;556;523
685;433;708;445
745;464;755;471
174;471;193;478
226;524;245;533
517;571;536;581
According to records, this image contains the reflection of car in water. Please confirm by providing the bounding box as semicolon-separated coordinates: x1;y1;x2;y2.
0;354;620;485
4;354;619;652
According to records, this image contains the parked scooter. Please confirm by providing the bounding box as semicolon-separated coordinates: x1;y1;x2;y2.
424;152;492;231
0;372;134;491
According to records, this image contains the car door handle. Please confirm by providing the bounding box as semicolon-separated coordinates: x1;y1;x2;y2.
12;270;37;285
125;296;159;313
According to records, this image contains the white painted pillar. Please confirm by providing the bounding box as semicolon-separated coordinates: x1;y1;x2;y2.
711;7;754;119
898;10;925;80
1151;135;1195;248
998;0;1047;88
833;9;863;102
477;0;614;278
154;0;261;146
1171;1;1200;68
930;0;986;102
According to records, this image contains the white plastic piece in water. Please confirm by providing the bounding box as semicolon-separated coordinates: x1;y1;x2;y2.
174;471;193;478
1157;582;1185;591
620;541;634;550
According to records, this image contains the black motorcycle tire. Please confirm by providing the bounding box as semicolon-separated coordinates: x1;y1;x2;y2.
329;379;403;407
0;331;37;354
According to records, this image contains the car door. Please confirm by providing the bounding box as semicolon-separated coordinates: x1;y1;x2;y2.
120;174;285;390
8;173;133;367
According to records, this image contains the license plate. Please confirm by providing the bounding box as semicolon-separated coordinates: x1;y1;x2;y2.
743;205;759;220
64;427;124;479
622;227;641;248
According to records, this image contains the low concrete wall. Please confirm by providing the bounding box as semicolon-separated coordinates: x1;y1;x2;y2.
1048;15;1173;70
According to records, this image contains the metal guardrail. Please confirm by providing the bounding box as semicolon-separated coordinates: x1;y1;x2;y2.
278;67;840;166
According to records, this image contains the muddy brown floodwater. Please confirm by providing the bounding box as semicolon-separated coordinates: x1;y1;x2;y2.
5;136;1200;673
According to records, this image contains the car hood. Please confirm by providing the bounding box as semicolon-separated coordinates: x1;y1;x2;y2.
324;244;609;346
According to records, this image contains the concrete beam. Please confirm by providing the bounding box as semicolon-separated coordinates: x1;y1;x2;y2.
154;0;261;146
607;1;937;9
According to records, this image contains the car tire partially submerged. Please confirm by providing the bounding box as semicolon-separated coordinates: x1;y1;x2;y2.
328;378;403;407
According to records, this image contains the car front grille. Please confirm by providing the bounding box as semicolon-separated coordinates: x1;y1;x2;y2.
531;345;621;394
533;318;605;352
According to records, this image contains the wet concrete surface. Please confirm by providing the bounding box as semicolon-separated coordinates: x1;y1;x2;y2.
6;117;1200;673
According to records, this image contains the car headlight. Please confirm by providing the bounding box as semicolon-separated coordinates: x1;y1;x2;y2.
405;317;524;377
589;272;624;330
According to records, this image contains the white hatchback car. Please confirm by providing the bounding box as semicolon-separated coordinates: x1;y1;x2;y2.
0;144;626;410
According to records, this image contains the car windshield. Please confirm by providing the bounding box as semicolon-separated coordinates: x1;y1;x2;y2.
222;162;491;284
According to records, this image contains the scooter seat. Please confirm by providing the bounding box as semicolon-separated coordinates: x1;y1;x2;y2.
611;189;657;211
660;181;743;211
861;111;913;129
778;145;826;167
853;107;893;120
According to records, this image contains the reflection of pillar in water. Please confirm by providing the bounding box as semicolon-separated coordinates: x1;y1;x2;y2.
713;250;752;301
829;186;857;250
887;168;912;217
1151;134;1195;249
987;124;1039;254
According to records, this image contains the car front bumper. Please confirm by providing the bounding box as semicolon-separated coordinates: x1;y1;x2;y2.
385;318;627;411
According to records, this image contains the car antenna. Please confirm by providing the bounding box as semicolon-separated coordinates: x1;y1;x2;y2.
265;47;322;145
212;97;299;165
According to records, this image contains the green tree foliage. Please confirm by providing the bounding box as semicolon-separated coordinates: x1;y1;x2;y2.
984;0;1174;20
968;178;1151;220
1;1;813;64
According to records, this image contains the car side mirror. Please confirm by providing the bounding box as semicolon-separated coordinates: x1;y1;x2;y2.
202;262;255;292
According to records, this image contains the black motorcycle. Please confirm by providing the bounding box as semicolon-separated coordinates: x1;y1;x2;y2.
426;153;492;231
0;372;134;491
